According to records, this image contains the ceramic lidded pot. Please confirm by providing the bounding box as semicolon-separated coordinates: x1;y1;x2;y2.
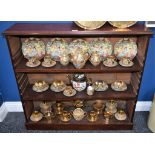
89;38;113;58
46;38;68;61
69;74;87;92
114;38;137;60
22;38;46;60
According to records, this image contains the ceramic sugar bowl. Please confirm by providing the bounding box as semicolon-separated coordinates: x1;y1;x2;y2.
72;108;87;121
89;51;101;66
114;38;137;60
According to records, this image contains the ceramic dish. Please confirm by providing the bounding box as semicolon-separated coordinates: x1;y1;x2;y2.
74;21;106;30
50;80;66;92
93;81;108;91
119;58;134;67
30;111;43;122
46;38;68;61
115;110;127;121
22;38;45;60
32;81;49;92
89;38;113;58
63;86;76;97
114;38;137;60
103;56;118;67
111;81;127;92
109;21;137;28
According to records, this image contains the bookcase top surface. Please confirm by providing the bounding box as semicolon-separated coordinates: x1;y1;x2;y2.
3;23;153;36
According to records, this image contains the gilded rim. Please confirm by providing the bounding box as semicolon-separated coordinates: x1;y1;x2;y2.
74;21;106;30
108;21;137;28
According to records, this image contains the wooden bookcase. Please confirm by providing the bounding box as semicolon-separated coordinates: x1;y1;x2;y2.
3;23;152;130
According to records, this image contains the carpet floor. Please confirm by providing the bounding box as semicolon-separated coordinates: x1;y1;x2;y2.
0;112;152;133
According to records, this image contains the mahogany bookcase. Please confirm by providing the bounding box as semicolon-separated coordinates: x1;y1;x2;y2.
3;23;152;130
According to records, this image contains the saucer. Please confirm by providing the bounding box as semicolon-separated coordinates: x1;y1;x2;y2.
115;110;127;121
41;60;56;67
30;111;43;122
32;84;49;92
93;81;108;91
105;107;117;114
111;81;127;91
26;60;41;67
119;59;134;67
63;86;76;97
103;59;118;67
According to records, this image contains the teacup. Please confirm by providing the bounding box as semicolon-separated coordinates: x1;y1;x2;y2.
61;111;72;122
87;111;98;122
44;55;52;64
93;100;105;114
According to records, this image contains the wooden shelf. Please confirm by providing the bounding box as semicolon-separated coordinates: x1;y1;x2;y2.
23;84;136;101
26;116;132;130
15;58;142;73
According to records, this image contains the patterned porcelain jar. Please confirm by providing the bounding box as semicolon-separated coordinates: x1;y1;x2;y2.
114;38;137;60
89;38;113;58
22;38;45;60
46;38;68;61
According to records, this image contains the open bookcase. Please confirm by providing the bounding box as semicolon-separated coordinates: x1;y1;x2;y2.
3;23;152;130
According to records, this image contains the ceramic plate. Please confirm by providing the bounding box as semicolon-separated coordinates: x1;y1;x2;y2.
109;21;137;28
75;21;106;30
46;38;68;61
22;38;45;60
89;38;113;58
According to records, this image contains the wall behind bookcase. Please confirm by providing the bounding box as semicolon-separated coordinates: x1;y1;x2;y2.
0;21;155;101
